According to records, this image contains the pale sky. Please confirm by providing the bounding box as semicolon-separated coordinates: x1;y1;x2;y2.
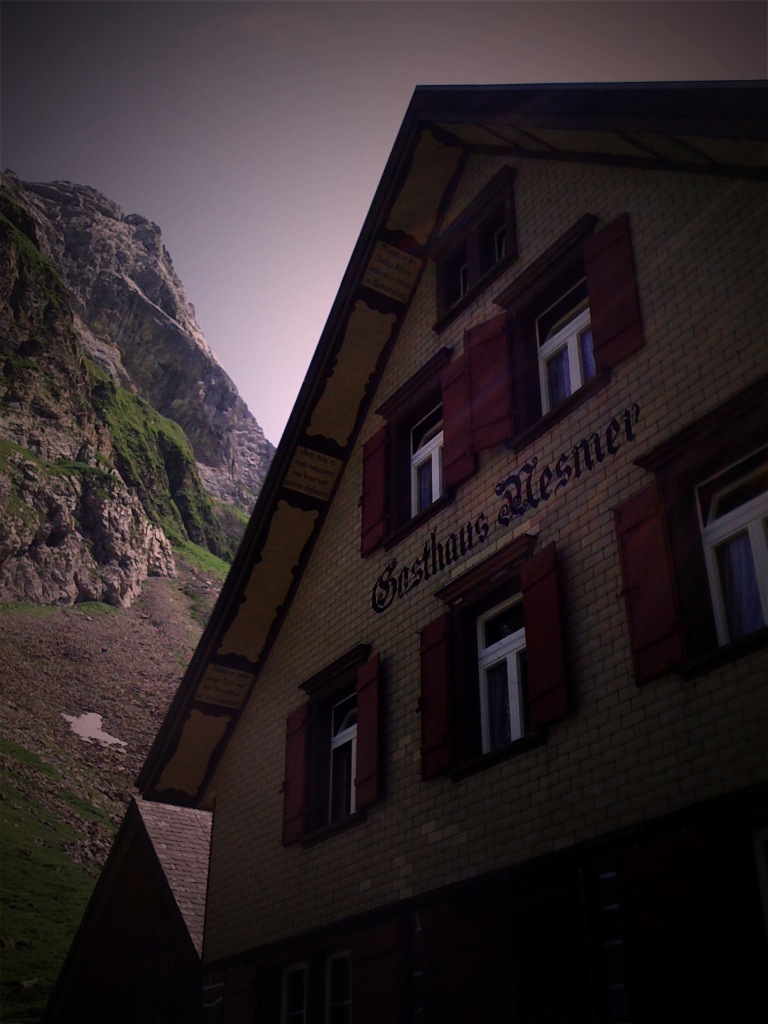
2;0;765;445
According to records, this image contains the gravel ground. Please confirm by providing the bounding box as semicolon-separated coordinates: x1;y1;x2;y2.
0;563;219;870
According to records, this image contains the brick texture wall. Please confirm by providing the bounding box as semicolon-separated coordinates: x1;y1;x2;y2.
204;156;768;963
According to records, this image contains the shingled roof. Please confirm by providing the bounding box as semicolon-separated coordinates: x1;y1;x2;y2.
43;798;213;1022
135;799;212;956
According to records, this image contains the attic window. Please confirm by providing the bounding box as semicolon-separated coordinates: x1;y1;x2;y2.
433;167;517;330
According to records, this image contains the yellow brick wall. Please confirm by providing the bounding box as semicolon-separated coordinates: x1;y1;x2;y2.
204;155;768;963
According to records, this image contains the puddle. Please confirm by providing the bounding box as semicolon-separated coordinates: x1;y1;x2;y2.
62;712;127;749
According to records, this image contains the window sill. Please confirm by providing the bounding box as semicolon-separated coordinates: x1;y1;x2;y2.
678;625;768;680
509;372;610;454
383;491;455;551
447;730;545;781
300;810;368;847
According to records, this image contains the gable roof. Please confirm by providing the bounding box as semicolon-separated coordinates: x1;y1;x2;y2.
135;799;212;955
138;81;768;808
43;798;212;1021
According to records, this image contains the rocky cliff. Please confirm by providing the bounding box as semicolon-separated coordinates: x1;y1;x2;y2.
0;173;274;607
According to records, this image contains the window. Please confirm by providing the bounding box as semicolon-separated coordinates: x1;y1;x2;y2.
698;452;768;645
283;647;381;844
264;952;352;1024
282;964;307;1024
410;404;443;516
419;540;568;777
536;282;596;413
433;167;517;327
616;376;768;682
329;694;357;821
325;953;351;1024
477;597;527;753
361;349;457;556
435;212;643;480
442;243;469;309
362;214;642;557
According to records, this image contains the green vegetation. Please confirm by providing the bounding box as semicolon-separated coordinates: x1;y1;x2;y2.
0;743;98;1024
173;538;230;580
87;361;235;561
72;601;119;617
0;440;108;486
0;202;70;319
0;601;59;619
0;739;60;781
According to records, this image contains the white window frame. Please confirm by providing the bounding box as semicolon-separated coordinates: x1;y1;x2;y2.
329;693;357;822
699;462;768;645
325;951;351;1024
410;406;443;517
476;597;526;754
537;303;593;414
281;963;307;1024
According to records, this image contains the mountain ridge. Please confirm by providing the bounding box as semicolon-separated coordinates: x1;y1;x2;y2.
0;172;273;607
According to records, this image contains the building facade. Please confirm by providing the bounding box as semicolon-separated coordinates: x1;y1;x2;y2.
139;83;768;1024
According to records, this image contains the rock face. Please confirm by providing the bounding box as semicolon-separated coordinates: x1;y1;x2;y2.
4;174;273;506
0;451;176;607
0;173;274;607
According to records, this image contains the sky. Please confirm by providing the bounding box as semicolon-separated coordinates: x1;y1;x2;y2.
1;1;766;446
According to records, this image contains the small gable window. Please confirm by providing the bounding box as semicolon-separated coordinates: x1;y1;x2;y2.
433;167;517;328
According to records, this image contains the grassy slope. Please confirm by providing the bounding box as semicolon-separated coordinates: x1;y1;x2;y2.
0;742;101;1024
0;546;228;1023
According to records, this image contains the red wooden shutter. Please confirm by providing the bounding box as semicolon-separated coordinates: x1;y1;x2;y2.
441;354;475;490
360;425;387;555
614;482;685;683
520;542;568;729
585;212;644;370
465;313;513;452
351;918;408;1024
355;653;381;809
282;704;309;845
421;901;502;1024
419;613;453;779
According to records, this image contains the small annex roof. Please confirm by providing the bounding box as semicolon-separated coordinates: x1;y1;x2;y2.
135;799;212;956
138;81;768;809
42;799;212;1021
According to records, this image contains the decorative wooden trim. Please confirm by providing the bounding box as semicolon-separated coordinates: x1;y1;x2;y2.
299;643;372;699
375;348;453;419
435;534;537;606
